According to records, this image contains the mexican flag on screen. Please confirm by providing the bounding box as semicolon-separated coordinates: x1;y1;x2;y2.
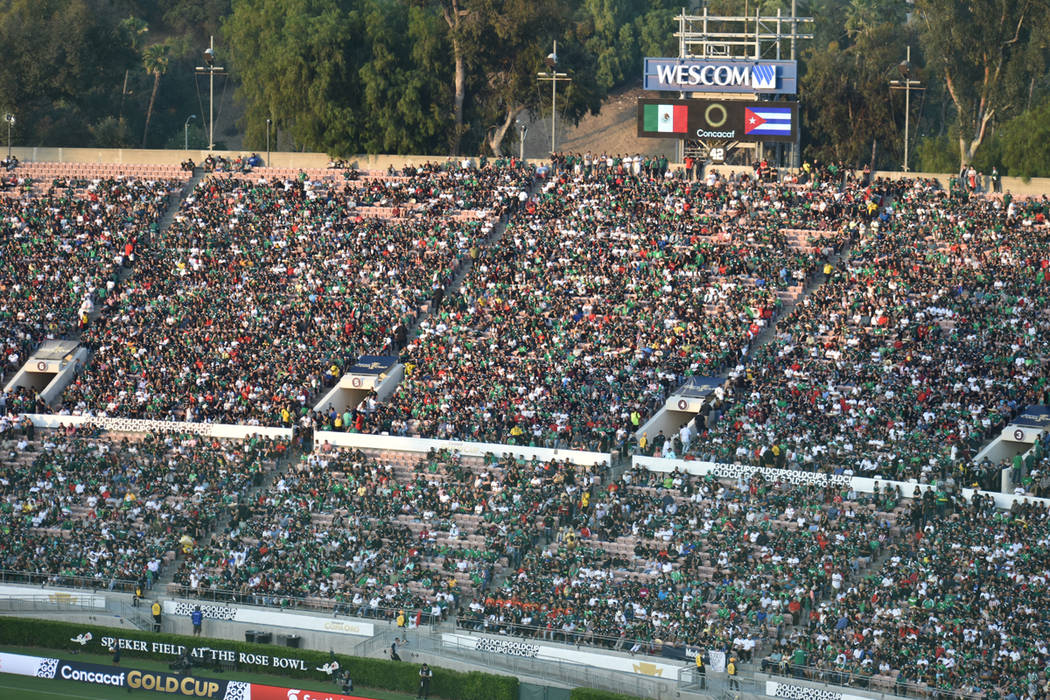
643;104;688;133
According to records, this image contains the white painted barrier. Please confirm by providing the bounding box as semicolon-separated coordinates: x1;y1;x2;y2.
163;600;374;637
0;584;106;609
22;414;293;441
633;455;1050;510
441;632;682;678
315;430;611;466
766;680;873;700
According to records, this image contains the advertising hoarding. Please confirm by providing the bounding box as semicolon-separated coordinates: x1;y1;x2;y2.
643;58;797;94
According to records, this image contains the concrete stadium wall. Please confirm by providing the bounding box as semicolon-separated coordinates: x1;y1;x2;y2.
634;455;1050;510
23;414;293;441
10;146;1050;195
314;430;611;467
875;169;1050;198
6;147;516;173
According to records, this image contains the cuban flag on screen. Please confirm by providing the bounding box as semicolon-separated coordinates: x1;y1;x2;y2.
744;106;792;135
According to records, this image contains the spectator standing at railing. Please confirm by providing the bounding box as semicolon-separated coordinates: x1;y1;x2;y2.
191;606;203;637
727;656;739;690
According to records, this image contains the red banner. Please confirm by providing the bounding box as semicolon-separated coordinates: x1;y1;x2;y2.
248;683;378;700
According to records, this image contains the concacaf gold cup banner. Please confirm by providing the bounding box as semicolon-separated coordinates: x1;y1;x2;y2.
0;651;373;700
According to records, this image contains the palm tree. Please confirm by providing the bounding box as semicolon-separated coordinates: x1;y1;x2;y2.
141;43;170;148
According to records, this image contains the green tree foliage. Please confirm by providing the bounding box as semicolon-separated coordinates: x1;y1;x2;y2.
473;0;611;155
357;2;453;154
916;0;1050;167
141;43;171;147
913;134;957;173
996;96;1050;178
224;0;369;156
163;0;232;38
0;0;137;146
473;0;565;154
800;21;914;167
577;0;678;92
223;0;619;156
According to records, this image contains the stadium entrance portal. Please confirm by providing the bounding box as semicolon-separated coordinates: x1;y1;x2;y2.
4;339;88;407
312;355;403;417
636;376;725;457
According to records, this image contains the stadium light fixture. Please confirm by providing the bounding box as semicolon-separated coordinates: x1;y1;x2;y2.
537;41;571;154
195;37;225;151
889;46;924;172
184;114;197;150
517;120;527;161
4;113;13;159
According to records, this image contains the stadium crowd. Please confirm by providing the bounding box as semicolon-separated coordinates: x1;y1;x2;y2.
3;157;1050;700
463;468;896;654
762;490;1049;700
693;181;1050;483
361;166;866;449
0;424;285;589
54;163;531;424
0;176;181;387
173;446;604;620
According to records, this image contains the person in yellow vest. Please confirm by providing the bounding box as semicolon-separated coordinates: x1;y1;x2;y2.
727;656;739;690
396;610;406;629
151;601;162;632
695;652;706;689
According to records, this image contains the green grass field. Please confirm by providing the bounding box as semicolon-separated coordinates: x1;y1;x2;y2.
0;645;420;700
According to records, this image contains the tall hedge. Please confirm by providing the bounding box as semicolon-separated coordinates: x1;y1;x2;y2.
570;688;648;700
0;616;517;700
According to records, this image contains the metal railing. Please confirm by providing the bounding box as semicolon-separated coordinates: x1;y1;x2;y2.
757;665;984;700
436;632;677;700
0;594;152;631
0;568;139;594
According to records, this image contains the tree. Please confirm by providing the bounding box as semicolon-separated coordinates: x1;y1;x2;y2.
800;23;912;167
356;1;452;154
916;0;1050;166
141;43;170;147
997;96;1050;178
224;0;367;155
408;0;487;155
162;0;232;38
472;0;563;155
0;0;138;146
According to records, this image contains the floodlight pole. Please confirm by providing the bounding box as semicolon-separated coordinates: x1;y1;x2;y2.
184;114;197;150
4;113;13;159
537;41;571;154
195;36;225;151
266;119;272;166
889;46;924;172
517;121;527;161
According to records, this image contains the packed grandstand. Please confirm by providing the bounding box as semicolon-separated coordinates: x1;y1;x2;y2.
2;156;1049;700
